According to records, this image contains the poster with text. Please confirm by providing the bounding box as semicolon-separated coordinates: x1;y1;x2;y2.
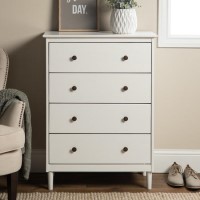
59;0;98;31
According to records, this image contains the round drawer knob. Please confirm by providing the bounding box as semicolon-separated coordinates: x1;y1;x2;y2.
72;116;77;122
123;86;128;91
71;147;77;152
71;86;77;91
123;147;128;152
72;55;77;61
123;55;128;61
123;117;129;122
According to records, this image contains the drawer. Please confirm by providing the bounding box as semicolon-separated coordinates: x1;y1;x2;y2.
49;74;151;103
49;43;151;73
49;134;151;164
49;104;151;133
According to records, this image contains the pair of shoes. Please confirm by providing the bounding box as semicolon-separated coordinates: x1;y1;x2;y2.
167;162;200;189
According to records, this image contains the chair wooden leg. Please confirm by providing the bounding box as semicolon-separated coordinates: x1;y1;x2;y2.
7;172;18;200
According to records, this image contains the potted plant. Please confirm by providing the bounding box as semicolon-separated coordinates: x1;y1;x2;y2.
105;0;139;34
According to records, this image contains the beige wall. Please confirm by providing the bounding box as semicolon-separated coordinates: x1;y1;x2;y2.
1;0;200;149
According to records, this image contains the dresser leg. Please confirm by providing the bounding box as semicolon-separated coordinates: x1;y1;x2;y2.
147;172;152;190
48;172;54;190
143;172;147;176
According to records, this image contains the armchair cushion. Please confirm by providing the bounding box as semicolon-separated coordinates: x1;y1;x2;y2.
0;100;25;128
0;149;22;176
0;125;25;154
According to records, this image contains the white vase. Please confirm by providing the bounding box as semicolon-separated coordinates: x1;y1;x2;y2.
110;8;137;34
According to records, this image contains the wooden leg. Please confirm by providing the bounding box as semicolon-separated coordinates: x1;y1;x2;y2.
7;172;18;200
147;172;152;190
48;172;54;190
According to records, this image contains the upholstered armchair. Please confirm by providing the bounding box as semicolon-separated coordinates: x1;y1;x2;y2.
0;49;25;200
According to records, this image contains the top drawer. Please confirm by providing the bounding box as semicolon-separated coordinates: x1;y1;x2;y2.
49;43;151;73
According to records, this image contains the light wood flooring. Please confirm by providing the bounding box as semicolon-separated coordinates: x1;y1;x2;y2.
0;173;199;193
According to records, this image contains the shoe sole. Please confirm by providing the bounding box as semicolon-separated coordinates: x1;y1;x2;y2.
167;181;184;187
186;186;200;189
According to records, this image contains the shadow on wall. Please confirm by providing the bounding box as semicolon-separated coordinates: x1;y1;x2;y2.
7;35;46;149
99;1;111;31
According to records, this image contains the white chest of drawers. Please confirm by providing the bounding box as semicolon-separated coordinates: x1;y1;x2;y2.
43;31;156;190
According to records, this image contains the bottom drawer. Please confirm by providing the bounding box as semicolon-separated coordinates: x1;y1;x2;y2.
49;134;151;164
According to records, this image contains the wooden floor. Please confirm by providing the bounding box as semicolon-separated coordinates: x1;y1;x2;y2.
0;173;198;193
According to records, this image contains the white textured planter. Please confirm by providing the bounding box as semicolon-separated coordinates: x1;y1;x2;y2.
110;8;137;34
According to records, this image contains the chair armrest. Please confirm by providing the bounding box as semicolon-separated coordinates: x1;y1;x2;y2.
0;100;25;128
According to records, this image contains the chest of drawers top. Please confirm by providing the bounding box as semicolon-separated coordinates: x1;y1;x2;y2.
43;32;156;47
43;31;157;39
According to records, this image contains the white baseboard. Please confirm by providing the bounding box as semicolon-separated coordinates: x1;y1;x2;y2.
31;149;200;173
154;149;200;173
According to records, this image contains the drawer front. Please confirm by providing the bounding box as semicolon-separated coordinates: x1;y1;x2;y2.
49;43;151;73
49;74;151;103
49;134;151;164
49;104;151;133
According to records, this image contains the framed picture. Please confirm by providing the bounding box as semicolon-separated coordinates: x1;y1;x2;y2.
59;0;99;32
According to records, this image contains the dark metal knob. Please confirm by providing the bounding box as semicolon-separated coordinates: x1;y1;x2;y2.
72;116;77;122
123;147;128;152
123;55;128;61
123;117;128;122
71;86;77;91
71;147;77;152
72;55;77;61
123;86;128;91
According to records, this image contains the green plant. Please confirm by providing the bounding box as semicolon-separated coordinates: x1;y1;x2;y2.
105;0;139;9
